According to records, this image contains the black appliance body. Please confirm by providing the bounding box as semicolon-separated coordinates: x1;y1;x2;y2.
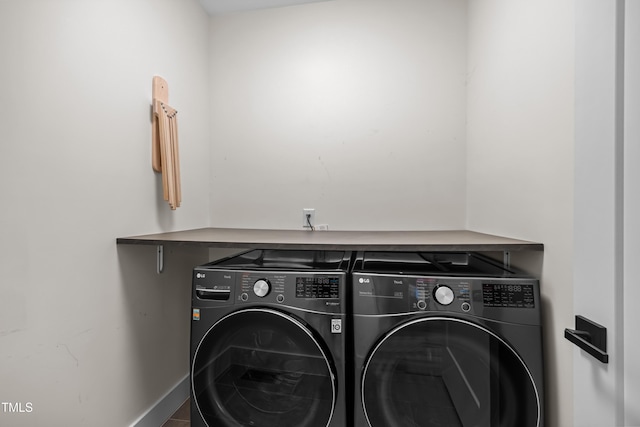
352;252;544;427
190;250;351;427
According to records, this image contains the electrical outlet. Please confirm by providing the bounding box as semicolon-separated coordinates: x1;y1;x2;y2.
303;208;315;229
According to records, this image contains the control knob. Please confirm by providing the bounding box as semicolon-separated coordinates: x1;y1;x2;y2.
253;279;271;298
433;285;454;306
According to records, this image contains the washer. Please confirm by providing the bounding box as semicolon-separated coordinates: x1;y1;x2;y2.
352;251;544;427
190;249;352;427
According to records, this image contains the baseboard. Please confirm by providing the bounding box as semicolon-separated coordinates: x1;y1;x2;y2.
130;373;190;427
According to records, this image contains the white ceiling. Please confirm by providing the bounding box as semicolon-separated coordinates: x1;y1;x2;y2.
199;0;332;15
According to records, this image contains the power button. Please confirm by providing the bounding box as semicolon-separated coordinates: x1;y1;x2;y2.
461;302;471;312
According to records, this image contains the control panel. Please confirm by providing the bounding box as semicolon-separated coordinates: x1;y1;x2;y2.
412;278;472;313
353;273;538;321
193;270;233;301
193;268;345;313
481;283;535;308
295;276;340;299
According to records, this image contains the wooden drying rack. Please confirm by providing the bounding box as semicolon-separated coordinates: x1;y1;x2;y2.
152;76;181;210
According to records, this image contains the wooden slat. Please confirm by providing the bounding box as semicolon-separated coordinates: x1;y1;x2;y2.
152;76;169;173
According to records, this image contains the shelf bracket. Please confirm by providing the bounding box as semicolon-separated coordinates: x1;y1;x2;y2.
503;251;511;269
157;245;164;274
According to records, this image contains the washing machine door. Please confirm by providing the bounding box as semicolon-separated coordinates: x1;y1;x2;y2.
362;317;540;427
192;308;336;427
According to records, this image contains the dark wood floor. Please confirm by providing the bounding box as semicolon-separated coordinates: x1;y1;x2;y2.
161;398;189;427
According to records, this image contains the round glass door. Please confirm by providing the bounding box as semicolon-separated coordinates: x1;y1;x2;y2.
192;309;336;427
362;317;539;427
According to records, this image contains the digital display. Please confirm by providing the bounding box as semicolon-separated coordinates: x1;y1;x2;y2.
482;283;535;308
296;276;340;299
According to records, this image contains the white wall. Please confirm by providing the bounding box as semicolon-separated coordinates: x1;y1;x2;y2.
210;2;575;426
208;0;468;231
0;1;210;425
466;1;574;427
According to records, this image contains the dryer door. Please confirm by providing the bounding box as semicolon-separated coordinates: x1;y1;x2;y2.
362;317;540;427
192;308;336;427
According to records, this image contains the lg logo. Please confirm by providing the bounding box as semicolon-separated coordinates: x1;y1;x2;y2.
358;277;371;284
196;273;206;279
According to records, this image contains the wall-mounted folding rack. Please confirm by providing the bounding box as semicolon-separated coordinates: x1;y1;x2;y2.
152;76;181;210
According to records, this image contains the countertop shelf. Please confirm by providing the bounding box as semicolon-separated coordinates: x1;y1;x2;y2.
116;227;543;252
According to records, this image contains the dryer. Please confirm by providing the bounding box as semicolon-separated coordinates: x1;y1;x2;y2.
352;251;544;427
190;249;351;427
